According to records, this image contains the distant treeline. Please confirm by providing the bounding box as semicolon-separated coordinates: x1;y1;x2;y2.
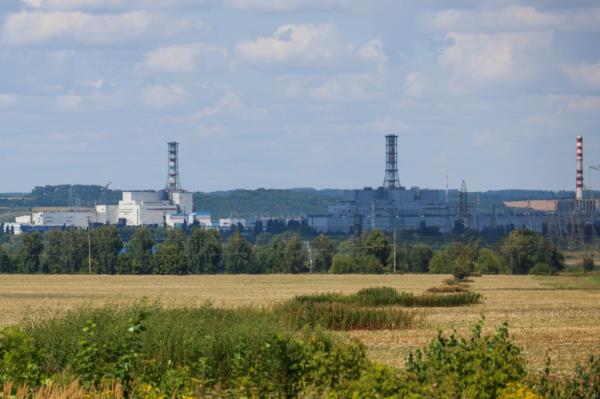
0;225;566;276
0;184;592;220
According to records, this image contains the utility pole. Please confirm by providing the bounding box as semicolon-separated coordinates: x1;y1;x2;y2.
393;227;397;273
87;217;92;274
306;241;313;273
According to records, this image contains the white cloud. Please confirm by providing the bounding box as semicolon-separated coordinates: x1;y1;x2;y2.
142;43;228;73
403;72;426;97
427;5;600;33
563;63;600;90
370;115;409;133
79;79;104;89
546;94;600;114
193;89;270;124
235;24;353;68
235;24;385;71
311;73;380;102
2;11;150;45
357;39;386;73
21;0;213;11
440;31;553;84
0;94;17;108
2;10;208;45
143;84;186;108
224;0;363;13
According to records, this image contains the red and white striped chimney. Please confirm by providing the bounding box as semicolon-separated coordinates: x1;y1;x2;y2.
576;136;584;201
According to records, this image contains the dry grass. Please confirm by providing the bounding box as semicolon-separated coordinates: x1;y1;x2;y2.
0;274;599;373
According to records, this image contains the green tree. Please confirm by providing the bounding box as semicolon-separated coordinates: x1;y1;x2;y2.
428;249;453;274
127;228;154;274
500;230;564;275
360;230;390;266
582;256;594;273
60;230;87;273
154;230;187;275
477;248;508;274
92;226;122;274
312;234;335;273
408;243;433;273
16;232;43;273
0;245;13;273
356;254;384;274
185;228;222;274
283;236;306;274
259;236;286;273
225;231;252;274
330;254;355;273
41;231;63;273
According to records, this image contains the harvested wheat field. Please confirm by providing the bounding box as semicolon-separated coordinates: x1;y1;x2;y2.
1;274;599;372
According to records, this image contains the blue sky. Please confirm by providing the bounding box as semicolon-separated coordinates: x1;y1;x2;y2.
1;0;599;193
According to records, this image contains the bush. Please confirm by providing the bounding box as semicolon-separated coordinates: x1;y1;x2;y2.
582;256;594;273
13;303;374;397
0;327;42;386
330;254;355;274
534;352;600;399
528;263;556;276
294;287;482;308
406;320;526;398
275;301;416;331
354;287;399;306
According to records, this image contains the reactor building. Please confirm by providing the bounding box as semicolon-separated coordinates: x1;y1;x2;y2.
307;134;600;236
14;142;198;231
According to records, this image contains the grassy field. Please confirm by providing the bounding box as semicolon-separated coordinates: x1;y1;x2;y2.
1;274;599;373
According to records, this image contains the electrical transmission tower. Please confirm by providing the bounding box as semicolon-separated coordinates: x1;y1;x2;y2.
458;180;469;229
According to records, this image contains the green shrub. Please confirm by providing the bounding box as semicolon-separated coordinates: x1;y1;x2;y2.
16;302;373;397
528;263;556;275
293;287;483;308
0;327;42;386
275;301;416;330
534;352;600;399
354;287;399;306
330;254;355;274
582;256;594;273
406;320;526;398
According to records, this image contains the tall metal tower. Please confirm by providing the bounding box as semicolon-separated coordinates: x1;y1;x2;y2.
383;135;401;189
459;180;469;228
166;142;182;191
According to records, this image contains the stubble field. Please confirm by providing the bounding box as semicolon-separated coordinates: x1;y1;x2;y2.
1;274;599;372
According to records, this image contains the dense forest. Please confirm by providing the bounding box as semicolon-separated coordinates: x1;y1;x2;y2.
0;184;589;220
0;225;567;276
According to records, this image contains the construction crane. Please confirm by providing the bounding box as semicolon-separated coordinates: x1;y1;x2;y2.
96;181;112;205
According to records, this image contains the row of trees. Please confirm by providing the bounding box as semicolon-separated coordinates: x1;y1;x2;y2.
0;227;565;275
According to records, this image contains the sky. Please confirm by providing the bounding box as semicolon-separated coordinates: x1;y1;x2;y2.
1;0;600;193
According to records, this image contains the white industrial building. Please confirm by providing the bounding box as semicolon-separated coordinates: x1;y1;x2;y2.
96;205;119;225
118;191;178;226
15;209;95;228
189;212;213;227
219;218;247;229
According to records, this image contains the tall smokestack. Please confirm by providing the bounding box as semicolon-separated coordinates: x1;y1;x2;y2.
166;142;182;192
576;136;583;201
383;135;401;189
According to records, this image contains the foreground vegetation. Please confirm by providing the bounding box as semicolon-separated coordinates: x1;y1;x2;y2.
0;302;598;398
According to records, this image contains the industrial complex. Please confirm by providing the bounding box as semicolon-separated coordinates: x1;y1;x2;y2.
12;143;205;232
9;135;600;239
307;135;600;237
